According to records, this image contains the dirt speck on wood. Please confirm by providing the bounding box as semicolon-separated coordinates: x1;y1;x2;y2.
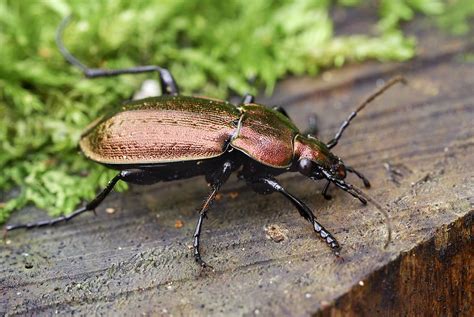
265;224;289;243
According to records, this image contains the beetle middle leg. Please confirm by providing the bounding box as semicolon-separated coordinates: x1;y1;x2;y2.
56;16;179;95
4;170;142;232
193;160;234;268
245;175;341;255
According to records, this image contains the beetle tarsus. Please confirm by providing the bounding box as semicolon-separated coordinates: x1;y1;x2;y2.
195;254;214;270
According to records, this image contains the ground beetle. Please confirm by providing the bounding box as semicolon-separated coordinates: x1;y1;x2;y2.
6;18;403;268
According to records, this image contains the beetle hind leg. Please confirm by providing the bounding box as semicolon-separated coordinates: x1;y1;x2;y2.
4;170;140;232
56;16;179;95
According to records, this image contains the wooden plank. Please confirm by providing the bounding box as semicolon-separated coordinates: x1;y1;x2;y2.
1;16;473;316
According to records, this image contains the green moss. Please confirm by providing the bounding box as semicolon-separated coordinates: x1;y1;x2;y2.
437;0;474;35
0;0;471;223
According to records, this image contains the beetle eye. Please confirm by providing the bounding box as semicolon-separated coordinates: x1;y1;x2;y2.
298;158;313;176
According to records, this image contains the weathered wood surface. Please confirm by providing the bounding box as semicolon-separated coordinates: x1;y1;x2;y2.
1;14;473;317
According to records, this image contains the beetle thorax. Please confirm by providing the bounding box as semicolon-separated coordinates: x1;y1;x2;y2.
293;134;333;169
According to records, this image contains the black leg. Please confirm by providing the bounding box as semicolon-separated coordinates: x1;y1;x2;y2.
4;170;142;232
247;176;341;254
322;171;367;205
303;113;320;136
193;187;219;269
346;166;371;188
322;180;332;200
241;94;255;104
56;16;179;95
272;106;290;118
193;161;234;268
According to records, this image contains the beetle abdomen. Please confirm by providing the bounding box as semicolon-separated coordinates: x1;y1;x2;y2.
80;96;240;164
231;105;299;168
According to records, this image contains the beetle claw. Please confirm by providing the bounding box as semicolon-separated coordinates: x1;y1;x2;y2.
322;193;332;200
195;256;214;271
335;253;345;263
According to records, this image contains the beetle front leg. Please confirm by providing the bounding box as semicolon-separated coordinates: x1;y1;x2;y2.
4;170;141;232
321;180;332;200
246;176;341;255
346;166;371;188
193;161;234;268
327;176;368;205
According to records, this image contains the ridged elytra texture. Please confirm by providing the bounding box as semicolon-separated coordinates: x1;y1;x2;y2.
80;96;301;167
80;96;240;164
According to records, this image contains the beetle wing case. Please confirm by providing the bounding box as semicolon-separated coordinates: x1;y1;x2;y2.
80;96;240;165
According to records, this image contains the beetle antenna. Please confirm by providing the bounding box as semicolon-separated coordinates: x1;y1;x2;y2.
350;185;393;249
56;15;91;74
327;76;406;149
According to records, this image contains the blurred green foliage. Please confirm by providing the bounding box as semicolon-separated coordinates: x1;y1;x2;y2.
0;0;472;223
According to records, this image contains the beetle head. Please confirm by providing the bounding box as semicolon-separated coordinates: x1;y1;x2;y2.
294;135;346;181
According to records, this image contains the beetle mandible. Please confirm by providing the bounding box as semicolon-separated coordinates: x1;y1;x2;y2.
5;17;404;268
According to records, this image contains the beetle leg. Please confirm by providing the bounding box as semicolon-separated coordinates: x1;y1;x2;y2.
331;178;368;205
247;176;341;255
321;180;332;200
56;16;179;95
193;187;219;269
303;113;320;137
345;166;371;188
4;170;139;232
272;106;289;118
193;161;234;268
241;94;255;104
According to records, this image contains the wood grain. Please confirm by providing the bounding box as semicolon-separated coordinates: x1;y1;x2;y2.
1;15;473;316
